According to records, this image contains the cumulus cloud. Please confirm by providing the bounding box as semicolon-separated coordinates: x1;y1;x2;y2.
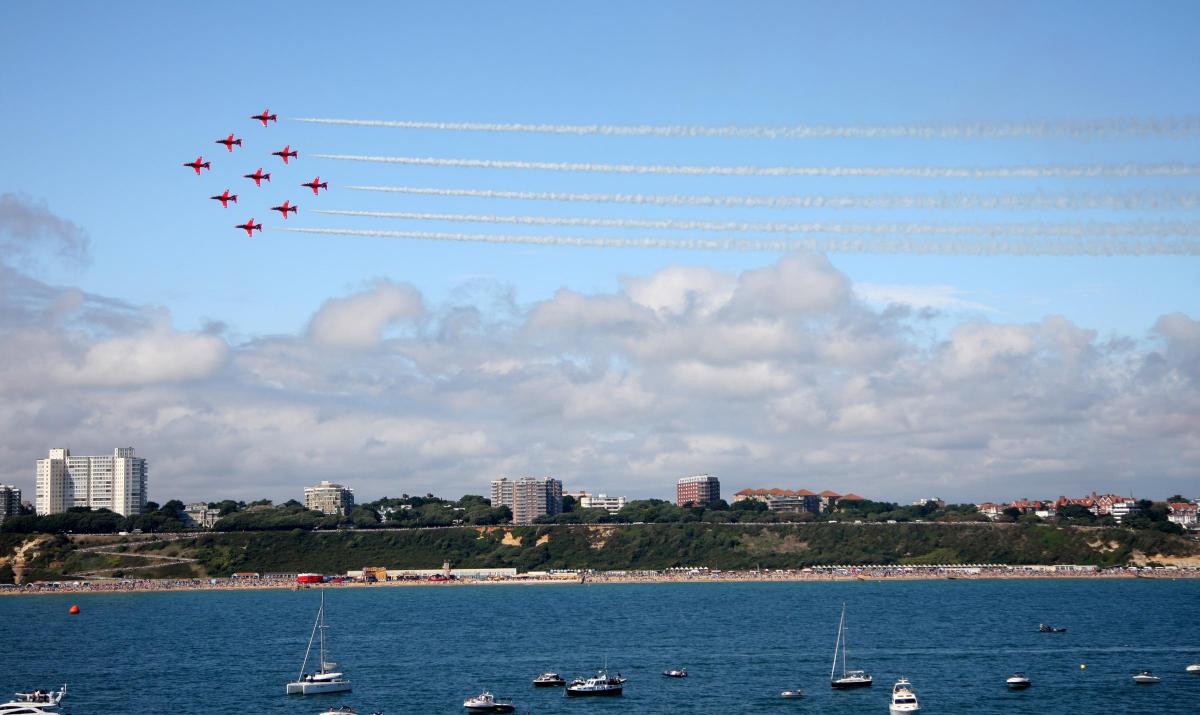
0;250;1197;505
307;280;424;348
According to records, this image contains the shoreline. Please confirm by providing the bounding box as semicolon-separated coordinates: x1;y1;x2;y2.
4;566;1199;597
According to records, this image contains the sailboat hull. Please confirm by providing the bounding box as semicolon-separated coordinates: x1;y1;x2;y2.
286;680;352;695
831;677;873;689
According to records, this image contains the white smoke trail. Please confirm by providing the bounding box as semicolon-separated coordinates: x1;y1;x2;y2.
344;185;1200;210
313;154;1200;178
292;116;1200;139
312;209;1200;238
280;226;1200;256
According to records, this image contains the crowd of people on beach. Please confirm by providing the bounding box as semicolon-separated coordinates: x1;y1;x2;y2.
4;563;1197;595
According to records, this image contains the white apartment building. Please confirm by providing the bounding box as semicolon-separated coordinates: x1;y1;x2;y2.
35;447;148;517
491;477;563;525
579;493;626;514
0;485;21;524
183;502;222;529
304;481;355;516
1110;499;1140;524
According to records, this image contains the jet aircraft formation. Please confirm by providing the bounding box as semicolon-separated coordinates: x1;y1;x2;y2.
180;108;329;236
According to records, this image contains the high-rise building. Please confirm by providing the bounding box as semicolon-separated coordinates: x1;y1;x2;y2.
676;474;721;507
0;485;21;524
579;493;627;513
491;477;563;525
35;447;148;517
304;481;355;516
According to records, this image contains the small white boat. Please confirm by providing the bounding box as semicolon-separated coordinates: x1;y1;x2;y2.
0;685;67;715
1187;664;1200;674
1006;673;1032;689
317;707;356;715
532;672;566;687
662;668;687;678
1132;670;1161;684
779;687;803;698
286;591;352;695
889;678;920;713
463;691;515;712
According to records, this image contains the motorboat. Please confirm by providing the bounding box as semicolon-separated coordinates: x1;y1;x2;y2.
286;591;352;695
463;691;515;713
532;672;566;687
830;603;873;689
564;671;623;697
317;708;356;715
779;687;803;698
1187;664;1200;674
662;668;687;678
1132;670;1161;684
889;678;920;713
0;685;66;715
1006;673;1032;689
1037;624;1067;633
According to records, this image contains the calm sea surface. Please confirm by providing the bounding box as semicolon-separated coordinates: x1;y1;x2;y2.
1;579;1199;714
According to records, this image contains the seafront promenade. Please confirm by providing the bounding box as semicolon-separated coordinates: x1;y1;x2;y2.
4;563;1198;596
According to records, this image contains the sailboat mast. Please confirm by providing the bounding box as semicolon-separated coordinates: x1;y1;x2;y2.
318;590;327;672
298;593;322;680
841;603;848;676
830;603;844;681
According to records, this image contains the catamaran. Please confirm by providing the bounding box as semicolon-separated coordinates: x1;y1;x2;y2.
830;602;873;689
286;591;352;695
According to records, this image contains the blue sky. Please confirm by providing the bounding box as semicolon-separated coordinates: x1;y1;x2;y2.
1;2;1198;503
3;1;1197;337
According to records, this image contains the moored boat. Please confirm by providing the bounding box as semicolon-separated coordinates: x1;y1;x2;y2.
0;685;67;715
463;691;516;712
1037;624;1067;633
830;603;873;689
565;671;623;697
317;707;356;715
889;678;920;713
1187;664;1200;674
286;591;352;695
662;668;687;678
1132;670;1161;684
532;672;566;687
1006;673;1032;689
779;687;803;699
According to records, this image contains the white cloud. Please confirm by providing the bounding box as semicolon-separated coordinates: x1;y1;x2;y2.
856;283;996;313
307;280;423;348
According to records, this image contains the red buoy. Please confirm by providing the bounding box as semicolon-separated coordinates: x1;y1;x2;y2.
69;604;80;615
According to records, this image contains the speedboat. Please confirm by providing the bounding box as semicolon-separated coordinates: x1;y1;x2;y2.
0;685;67;715
1006;674;1032;689
532;672;566;687
779;687;803;698
463;691;515;713
564;672;623;697
662;668;687;678
318;708;356;715
1132;670;1161;684
889;678;920;714
1187;664;1200;674
1037;624;1067;633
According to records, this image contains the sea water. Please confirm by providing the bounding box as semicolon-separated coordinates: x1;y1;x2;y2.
1;579;1198;714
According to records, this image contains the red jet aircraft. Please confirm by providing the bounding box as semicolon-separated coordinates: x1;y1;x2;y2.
272;145;298;164
251;109;277;126
271;200;297;219
215;133;242;152
210;190;238;208
235;218;263;237
182;156;211;175
301;177;328;195
243;168;271;187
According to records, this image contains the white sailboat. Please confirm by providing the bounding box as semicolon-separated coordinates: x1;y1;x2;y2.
830;602;873;689
286;591;352;695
